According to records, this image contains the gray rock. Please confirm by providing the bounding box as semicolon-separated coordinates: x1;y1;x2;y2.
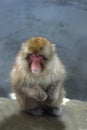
0;98;87;130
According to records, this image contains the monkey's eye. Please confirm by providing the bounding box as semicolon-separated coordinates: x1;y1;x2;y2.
27;54;33;57
26;54;32;59
28;54;36;59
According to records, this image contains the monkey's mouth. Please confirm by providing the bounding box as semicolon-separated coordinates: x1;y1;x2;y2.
31;69;41;74
31;62;42;73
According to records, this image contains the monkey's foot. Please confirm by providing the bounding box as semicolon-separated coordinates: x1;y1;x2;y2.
52;107;62;116
43;107;62;116
30;108;43;116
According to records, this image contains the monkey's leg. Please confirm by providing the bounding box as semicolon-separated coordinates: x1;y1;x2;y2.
46;85;65;116
43;106;62;117
15;86;47;116
15;91;44;116
24;98;44;116
26;86;48;116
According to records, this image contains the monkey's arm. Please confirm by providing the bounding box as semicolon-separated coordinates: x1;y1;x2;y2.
13;83;47;102
46;81;63;104
21;86;47;101
11;67;47;102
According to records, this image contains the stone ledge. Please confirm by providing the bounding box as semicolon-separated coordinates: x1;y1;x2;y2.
0;97;87;130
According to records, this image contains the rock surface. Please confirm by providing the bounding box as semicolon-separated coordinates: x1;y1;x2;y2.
0;98;87;130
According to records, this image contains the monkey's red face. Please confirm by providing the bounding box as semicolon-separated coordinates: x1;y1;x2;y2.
29;54;44;73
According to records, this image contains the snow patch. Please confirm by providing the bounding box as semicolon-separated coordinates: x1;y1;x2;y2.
62;98;70;105
9;93;16;100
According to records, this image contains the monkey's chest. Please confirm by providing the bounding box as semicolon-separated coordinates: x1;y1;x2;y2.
28;74;55;90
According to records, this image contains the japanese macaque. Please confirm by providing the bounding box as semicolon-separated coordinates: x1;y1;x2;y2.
10;37;66;116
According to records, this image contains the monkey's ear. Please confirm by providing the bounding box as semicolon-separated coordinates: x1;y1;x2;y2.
21;43;28;52
21;43;25;50
52;44;56;51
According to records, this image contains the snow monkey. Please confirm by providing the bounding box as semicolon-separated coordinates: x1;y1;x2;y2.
10;37;66;116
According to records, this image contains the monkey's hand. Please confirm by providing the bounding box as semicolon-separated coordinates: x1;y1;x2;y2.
28;86;47;102
47;92;57;104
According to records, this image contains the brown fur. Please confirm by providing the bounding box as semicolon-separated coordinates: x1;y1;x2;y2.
28;37;52;53
10;37;66;116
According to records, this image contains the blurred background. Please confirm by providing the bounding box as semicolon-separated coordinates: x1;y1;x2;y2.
0;0;87;100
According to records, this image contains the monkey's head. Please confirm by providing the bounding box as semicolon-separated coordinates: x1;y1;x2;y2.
21;37;55;74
